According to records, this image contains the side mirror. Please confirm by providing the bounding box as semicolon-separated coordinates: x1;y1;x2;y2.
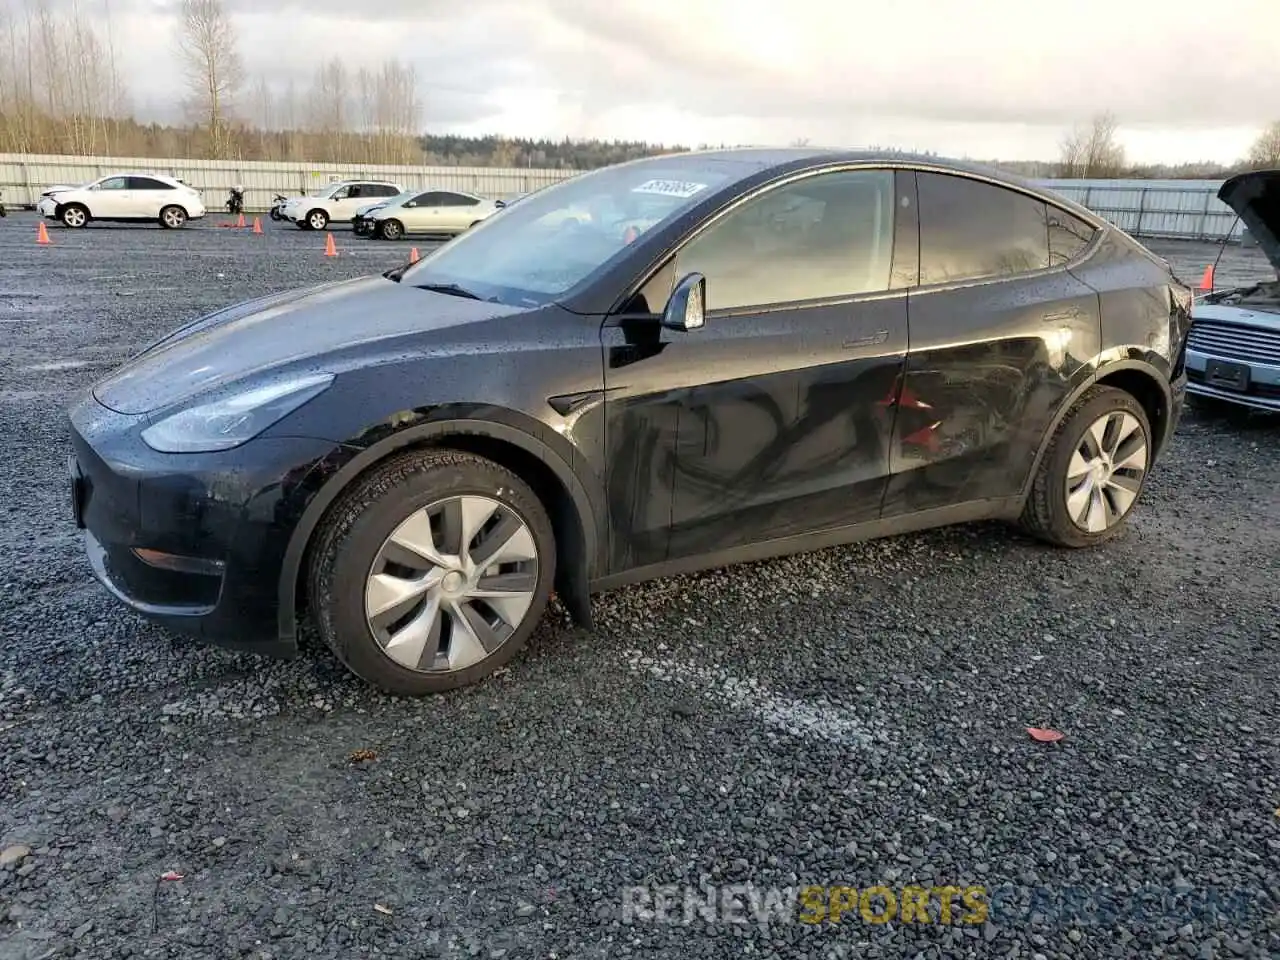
662;272;706;332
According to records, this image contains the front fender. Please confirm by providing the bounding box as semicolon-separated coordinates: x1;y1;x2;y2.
274;414;604;643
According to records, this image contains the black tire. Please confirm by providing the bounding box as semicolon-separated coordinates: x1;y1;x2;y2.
159;205;188;229
377;219;404;241
1020;385;1153;548
307;449;557;696
60;203;89;228
306;208;329;231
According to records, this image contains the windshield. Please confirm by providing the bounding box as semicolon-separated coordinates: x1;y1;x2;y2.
396;157;737;306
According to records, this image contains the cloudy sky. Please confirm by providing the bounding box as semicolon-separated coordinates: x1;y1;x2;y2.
76;0;1280;163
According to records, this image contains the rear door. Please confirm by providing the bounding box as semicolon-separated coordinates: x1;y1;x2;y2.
884;171;1101;516
602;167;913;569
438;191;484;231
127;176;176;218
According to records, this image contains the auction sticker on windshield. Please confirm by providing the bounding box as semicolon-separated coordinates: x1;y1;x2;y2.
631;179;708;199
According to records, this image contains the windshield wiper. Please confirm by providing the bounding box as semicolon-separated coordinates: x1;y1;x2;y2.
417;282;483;301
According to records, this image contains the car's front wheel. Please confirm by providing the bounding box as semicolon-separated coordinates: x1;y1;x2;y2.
308;450;556;695
378;218;404;241
1021;385;1152;548
306;209;329;231
60;204;89;228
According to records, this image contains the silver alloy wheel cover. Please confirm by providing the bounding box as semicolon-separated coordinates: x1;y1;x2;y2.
309;211;326;229
1064;410;1148;533
364;495;539;673
163;207;184;227
64;208;85;227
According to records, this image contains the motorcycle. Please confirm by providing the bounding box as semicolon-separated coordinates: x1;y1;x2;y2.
226;186;245;216
269;193;288;221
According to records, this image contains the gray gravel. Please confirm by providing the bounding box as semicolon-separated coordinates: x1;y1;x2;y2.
1;214;1278;959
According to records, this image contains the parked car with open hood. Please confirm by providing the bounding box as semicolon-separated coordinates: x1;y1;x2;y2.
35;173;205;229
1185;169;1280;413
281;180;403;231
66;148;1191;696
364;188;505;240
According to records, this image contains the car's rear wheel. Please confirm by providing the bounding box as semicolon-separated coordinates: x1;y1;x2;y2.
378;218;404;241
159;205;188;229
1020;385;1152;548
306;209;329;231
308;449;556;696
60;204;89;228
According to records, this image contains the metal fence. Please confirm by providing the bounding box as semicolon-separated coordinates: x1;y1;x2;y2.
0;153;577;211
1033;179;1243;243
0;153;1245;242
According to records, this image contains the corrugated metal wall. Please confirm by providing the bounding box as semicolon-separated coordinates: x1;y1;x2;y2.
0;153;577;210
0;153;1246;242
1033;178;1243;242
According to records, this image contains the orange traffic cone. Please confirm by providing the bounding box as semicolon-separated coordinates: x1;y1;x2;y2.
236;212;246;228
409;247;420;263
252;217;262;234
324;233;337;257
36;221;51;245
1198;264;1214;291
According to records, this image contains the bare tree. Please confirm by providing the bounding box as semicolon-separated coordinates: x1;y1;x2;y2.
307;57;349;161
1059;112;1126;178
175;0;243;158
1246;122;1280;170
371;58;420;164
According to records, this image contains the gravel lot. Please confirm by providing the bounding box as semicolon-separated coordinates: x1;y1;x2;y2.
0;213;1277;960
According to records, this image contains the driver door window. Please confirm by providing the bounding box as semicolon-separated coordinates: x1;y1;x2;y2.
672;169;898;312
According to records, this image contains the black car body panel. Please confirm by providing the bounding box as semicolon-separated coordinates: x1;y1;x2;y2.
1218;169;1280;274
65;148;1193;660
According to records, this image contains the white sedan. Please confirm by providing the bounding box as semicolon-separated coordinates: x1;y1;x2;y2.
36;173;206;229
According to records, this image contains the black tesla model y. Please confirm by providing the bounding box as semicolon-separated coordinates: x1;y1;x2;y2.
67;149;1192;695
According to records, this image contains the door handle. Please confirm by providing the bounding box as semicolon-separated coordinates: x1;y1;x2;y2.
842;330;889;349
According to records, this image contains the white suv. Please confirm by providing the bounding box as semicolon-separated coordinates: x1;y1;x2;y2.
36;173;206;229
282;180;404;231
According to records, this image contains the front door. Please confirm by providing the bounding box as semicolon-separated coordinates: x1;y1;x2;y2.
89;176;132;217
601;167;914;573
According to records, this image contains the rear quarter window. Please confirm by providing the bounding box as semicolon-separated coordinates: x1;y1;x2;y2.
1047;208;1098;265
916;172;1052;285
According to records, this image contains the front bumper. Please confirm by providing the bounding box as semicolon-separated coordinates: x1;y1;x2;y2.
68;393;342;655
36;197;56;217
1185;348;1280;412
352;215;373;236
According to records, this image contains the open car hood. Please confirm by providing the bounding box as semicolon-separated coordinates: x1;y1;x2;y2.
1219;170;1280;274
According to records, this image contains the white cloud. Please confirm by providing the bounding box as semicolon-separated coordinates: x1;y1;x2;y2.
66;0;1280;163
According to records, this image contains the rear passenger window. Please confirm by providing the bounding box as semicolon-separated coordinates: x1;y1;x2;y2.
1048;208;1097;265
916;173;1050;285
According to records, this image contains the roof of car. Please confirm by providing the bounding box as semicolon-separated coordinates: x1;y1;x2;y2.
644;146;1032;184
630;146;1102;224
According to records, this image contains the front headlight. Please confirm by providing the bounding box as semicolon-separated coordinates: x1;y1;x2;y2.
140;373;334;453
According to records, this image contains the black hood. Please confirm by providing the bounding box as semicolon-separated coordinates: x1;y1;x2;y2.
92;275;524;415
1218;170;1280;274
